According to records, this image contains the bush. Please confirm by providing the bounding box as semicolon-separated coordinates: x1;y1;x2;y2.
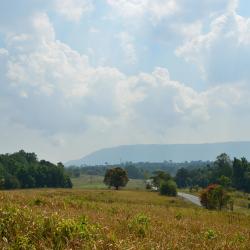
200;184;230;210
160;180;177;196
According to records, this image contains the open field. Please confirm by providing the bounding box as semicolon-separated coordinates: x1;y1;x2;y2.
0;189;250;249
71;175;145;190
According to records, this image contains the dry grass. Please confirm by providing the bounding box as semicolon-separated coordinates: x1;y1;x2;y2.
0;189;249;249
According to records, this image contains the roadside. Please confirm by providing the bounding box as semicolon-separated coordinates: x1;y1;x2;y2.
178;192;202;207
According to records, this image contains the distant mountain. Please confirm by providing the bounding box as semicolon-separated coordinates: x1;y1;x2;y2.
66;142;250;166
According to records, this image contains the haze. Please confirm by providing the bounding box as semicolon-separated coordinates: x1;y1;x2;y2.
1;0;250;162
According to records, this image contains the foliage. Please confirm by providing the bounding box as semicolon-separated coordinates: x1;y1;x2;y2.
213;153;233;179
200;184;230;210
232;157;250;192
103;167;129;190
66;160;210;179
160;180;177;196
0;150;72;190
175;153;250;193
175;168;191;188
124;164;144;179
150;170;172;189
218;175;231;188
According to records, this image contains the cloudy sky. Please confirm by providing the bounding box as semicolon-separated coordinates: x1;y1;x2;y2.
1;0;250;162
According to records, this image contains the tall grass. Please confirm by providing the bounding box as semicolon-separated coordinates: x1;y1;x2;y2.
0;189;249;249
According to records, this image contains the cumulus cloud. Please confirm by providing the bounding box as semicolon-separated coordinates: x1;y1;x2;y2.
106;0;178;21
55;0;94;22
0;13;210;135
175;0;250;84
117;32;137;65
1;0;250;161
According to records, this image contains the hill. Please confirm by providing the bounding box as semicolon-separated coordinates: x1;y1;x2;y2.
66;141;250;166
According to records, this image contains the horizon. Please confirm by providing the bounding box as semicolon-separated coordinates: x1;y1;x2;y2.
1;0;250;163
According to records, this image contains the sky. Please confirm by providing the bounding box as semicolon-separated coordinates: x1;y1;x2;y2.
1;0;250;163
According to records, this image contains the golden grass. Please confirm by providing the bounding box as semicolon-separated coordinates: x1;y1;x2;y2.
0;189;249;249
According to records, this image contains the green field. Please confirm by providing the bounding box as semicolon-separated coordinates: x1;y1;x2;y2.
71;174;145;190
0;188;250;249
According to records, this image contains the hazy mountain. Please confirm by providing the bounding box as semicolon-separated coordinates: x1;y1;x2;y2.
66;142;250;166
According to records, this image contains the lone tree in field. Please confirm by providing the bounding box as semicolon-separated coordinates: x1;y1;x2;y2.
104;167;129;190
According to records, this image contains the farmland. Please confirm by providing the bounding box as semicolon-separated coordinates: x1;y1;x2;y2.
0;188;249;249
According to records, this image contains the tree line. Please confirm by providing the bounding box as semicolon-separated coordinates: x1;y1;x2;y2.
66;160;209;179
175;153;250;193
0;150;72;189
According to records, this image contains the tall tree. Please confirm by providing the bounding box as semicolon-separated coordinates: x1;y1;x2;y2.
104;167;129;190
213;153;232;180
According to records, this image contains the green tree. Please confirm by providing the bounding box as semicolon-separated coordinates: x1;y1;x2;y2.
175;168;190;188
218;175;231;188
160;180;177;196
213;153;232;180
124;164;142;179
150;171;172;189
200;184;230;210
104;167;129;190
0;150;72;190
232;157;250;192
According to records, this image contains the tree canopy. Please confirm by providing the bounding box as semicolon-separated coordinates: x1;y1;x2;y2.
174;153;250;193
103;167;129;190
0;150;72;189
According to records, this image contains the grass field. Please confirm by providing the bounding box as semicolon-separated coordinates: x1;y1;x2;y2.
71;175;145;190
0;188;250;249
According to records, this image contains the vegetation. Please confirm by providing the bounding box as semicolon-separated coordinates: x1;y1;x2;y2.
200;184;230;210
104;167;129;190
0;150;72;190
160;180;177;196
150;170;172;189
175;153;250;193
0;189;249;249
66;160;209;179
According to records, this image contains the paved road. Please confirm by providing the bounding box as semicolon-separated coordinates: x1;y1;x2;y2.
178;192;202;207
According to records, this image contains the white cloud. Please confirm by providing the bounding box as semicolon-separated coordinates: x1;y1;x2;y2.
0;13;208;135
0;48;8;56
117;32;137;65
1;0;250;161
1;12;249;138
175;1;250;84
55;0;94;22
106;0;178;21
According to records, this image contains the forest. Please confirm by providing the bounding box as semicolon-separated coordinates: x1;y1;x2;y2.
0;150;72;189
175;153;250;193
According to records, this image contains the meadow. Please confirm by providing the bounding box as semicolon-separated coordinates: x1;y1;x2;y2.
0;187;250;249
71;175;145;190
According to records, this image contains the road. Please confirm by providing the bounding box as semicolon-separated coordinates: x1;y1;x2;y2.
178;192;202;207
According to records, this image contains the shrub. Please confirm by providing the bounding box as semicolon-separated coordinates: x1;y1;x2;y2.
160;180;177;196
200;184;230;210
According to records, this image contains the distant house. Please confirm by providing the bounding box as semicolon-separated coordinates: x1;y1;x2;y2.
146;179;158;191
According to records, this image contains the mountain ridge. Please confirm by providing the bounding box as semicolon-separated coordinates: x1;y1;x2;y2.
66;141;250;166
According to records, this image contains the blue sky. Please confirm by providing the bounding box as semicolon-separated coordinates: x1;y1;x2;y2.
0;0;250;162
